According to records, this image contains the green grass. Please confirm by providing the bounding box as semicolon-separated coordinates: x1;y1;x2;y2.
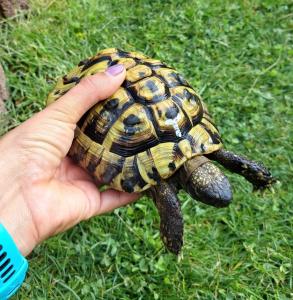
1;0;292;299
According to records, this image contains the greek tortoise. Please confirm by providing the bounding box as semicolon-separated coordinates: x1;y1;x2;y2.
47;48;275;254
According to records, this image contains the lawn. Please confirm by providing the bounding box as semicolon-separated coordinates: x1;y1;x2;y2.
0;0;292;299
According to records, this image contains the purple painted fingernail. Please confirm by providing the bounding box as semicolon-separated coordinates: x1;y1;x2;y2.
106;64;125;76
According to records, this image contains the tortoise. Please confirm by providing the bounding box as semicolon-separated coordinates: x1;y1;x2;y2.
47;48;275;254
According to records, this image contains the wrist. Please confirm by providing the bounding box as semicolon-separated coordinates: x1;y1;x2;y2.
0;192;38;257
0;134;38;256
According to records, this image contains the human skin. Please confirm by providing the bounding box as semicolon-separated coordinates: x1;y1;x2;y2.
0;64;139;256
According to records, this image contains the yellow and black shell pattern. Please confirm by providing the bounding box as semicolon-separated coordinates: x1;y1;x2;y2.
47;48;222;193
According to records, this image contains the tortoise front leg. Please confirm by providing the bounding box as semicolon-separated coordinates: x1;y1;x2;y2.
206;149;276;190
148;181;183;255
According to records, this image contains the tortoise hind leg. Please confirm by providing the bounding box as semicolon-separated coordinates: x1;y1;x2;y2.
177;156;233;208
148;181;183;255
206;149;276;190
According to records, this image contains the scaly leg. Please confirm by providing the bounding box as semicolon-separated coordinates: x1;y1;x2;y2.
148;181;183;255
206;149;276;190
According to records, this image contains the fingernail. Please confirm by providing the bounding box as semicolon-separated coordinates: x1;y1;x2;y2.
106;64;125;76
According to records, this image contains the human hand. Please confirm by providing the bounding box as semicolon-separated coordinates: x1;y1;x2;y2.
0;64;139;256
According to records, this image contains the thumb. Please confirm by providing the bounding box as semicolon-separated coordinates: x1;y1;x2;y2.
46;64;126;124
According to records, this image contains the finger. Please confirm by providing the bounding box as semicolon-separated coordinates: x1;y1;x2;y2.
46;64;126;124
93;189;140;217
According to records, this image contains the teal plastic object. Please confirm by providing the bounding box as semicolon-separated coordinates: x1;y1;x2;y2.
0;224;28;299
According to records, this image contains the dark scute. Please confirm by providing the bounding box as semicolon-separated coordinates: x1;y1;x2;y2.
211;132;222;144
168;162;176;171
148;103;189;142
171;89;203;126
143;61;167;69
110;137;159;157
144;106;167;141
117;49;130;58
144;105;161;136
104;98;119;110
170;96;194;134
122;79;134;89
126;83;167;105
186;134;196;149
122;82;141;102
164;71;189;88
147;167;161;183
78;59;90;66
171;94;182;106
200;123;222;144
145;79;159;92
157;109;162;118
83;116;105;144
138;177;147;189
173;143;184;160
54;90;60;95
84;99;134;144
144;106;183;142
108;60;118;67
191;105;204;125
77;109;91;129
121;177;136;193
177;73;189;86
102;160;124;184
70;146;88;163
160;130;184;143
81;56;111;72
168;72;180;84
123;114;141;126
200;143;206;153
184;88;199;103
133;156;147;189
152;94;167;103
165;105;179;119
86;155;102;174
62;76;80;85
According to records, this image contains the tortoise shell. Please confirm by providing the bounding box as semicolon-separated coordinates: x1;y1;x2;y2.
47;48;222;193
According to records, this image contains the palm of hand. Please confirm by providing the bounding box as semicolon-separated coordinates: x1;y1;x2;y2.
19;102;136;253
0;69;138;256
